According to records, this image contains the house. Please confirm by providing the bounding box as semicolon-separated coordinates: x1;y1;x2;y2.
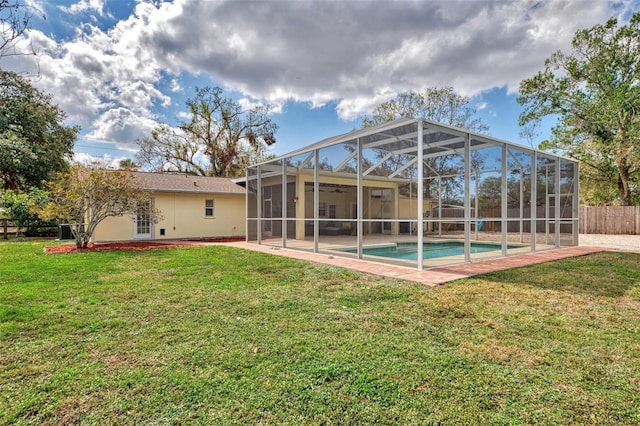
92;172;246;243
245;117;580;270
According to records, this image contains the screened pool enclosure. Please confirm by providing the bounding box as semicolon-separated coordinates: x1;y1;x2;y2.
246;118;579;270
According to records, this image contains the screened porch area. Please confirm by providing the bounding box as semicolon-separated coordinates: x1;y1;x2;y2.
246;118;579;270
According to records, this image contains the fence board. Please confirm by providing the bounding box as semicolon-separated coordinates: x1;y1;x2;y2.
579;206;640;235
435;205;640;235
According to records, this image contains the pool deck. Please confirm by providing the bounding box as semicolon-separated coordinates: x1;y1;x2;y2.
221;241;607;286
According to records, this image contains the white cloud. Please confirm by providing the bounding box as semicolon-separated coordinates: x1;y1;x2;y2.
116;80;171;112
335;89;397;121
144;0;622;119
86;108;158;151
238;97;284;115
59;0;112;18
175;111;191;121
72;152;124;169
3;0;636;152
170;78;182;93
136;0;622;119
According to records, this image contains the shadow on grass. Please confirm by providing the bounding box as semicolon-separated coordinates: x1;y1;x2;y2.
474;251;640;298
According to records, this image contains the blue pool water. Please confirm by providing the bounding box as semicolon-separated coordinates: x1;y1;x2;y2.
338;241;513;261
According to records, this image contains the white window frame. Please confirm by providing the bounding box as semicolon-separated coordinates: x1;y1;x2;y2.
205;199;215;217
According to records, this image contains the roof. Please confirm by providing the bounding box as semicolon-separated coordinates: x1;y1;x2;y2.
280;117;419;160
253;117;578;168
131;172;245;195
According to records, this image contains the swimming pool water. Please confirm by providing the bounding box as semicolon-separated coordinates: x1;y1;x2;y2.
338;241;513;261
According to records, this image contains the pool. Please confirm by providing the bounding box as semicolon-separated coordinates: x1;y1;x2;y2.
337;241;515;261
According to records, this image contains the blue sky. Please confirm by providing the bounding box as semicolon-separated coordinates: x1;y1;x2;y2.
4;0;638;167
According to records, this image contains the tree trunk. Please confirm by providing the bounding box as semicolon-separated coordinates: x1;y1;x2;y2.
616;163;632;206
618;180;631;206
71;226;91;248
75;232;91;248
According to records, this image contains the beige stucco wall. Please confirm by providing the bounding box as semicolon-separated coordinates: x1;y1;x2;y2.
93;191;246;243
294;174;400;238
296;174;399;217
398;198;433;219
253;173;434;238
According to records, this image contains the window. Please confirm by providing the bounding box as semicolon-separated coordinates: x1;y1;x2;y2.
318;202;327;217
205;199;214;217
329;204;337;219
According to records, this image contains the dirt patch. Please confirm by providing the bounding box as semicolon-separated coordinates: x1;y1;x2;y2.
45;241;195;253
44;237;244;254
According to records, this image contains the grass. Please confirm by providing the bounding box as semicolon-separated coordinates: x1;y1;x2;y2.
1;240;639;425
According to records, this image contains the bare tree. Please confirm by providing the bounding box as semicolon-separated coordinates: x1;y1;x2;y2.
362;86;489;202
0;0;40;61
363;86;488;133
136;86;277;178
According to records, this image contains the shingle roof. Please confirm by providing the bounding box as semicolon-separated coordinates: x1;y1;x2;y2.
131;172;245;195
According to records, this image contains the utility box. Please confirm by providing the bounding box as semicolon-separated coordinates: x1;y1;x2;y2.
59;224;73;240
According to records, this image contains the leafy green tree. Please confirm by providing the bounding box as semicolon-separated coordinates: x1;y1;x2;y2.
363;86;489;132
0;186;48;236
475;176;502;210
474;174;534;213
136;86;277;178
36;166;162;248
518;13;640;206
0;70;79;191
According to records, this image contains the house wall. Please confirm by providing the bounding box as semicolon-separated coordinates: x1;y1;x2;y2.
296;174;399;217
93;192;245;242
94;214;135;242
295;174;400;238
251;173;440;238
398;198;433;219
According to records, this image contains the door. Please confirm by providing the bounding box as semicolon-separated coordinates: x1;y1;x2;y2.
262;199;272;237
134;199;152;239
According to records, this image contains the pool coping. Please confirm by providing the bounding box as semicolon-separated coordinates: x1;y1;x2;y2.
333;240;524;262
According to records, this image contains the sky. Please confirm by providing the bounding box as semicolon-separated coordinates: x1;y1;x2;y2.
3;0;639;168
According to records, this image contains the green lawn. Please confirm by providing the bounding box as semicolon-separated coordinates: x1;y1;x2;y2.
1;240;639;425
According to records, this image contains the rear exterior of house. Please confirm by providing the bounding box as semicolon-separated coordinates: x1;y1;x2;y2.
93;172;246;243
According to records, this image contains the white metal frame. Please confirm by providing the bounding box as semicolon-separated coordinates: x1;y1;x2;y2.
245;118;579;270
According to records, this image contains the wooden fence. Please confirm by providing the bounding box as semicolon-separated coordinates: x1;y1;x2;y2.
579;206;640;235
436;205;640;235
